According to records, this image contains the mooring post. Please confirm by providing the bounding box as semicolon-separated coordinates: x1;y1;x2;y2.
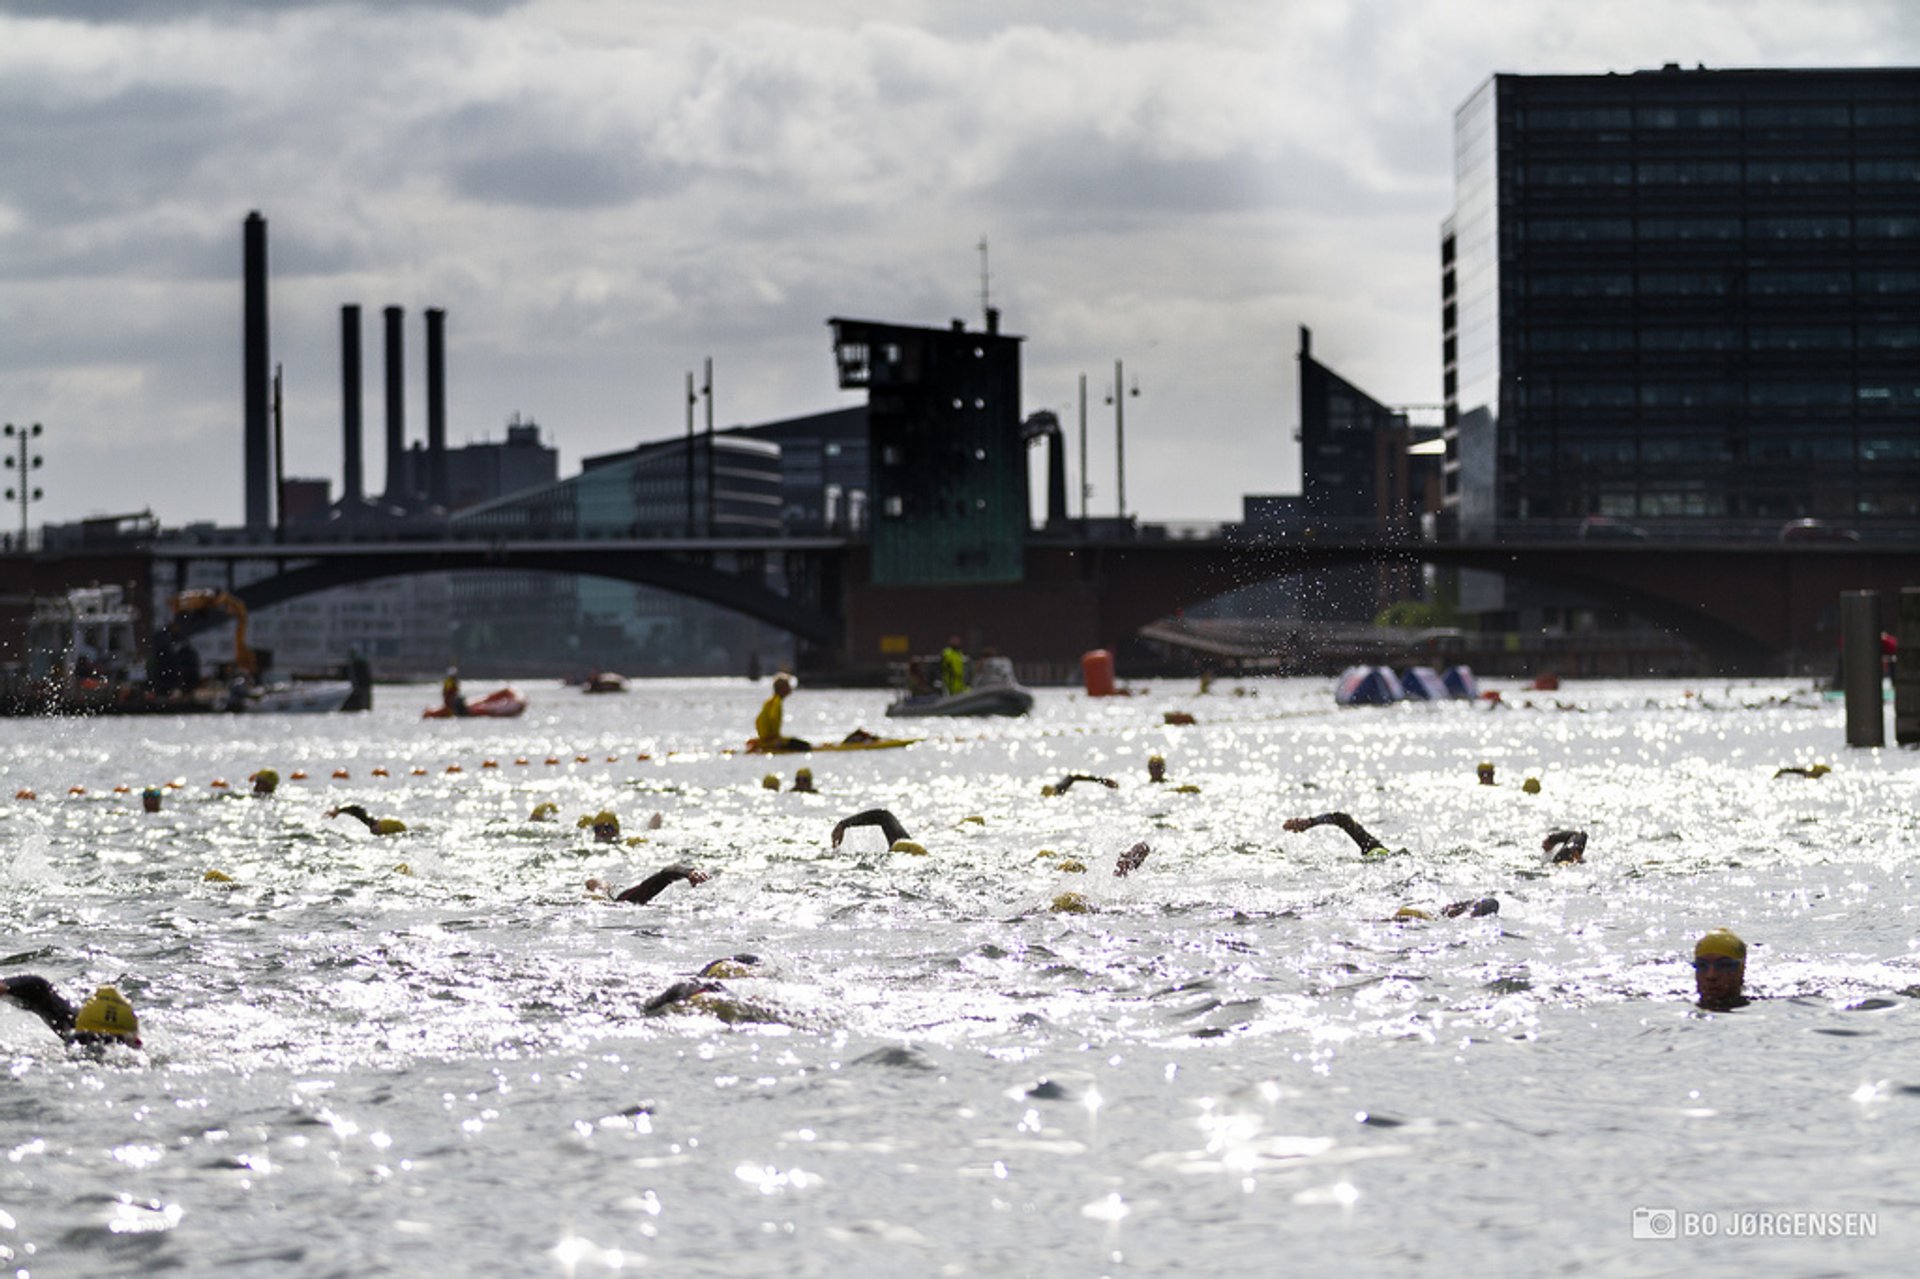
1895;586;1920;747
1841;590;1884;748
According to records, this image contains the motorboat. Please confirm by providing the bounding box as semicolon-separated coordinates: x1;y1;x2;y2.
240;681;358;714
423;687;527;719
886;656;1033;718
582;672;629;694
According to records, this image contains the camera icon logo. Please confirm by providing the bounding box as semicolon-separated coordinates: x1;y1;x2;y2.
1632;1207;1678;1240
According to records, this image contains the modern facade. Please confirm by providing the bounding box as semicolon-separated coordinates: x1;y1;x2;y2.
1441;65;1920;537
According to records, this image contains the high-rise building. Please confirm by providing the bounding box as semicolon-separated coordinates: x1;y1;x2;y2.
1441;65;1920;538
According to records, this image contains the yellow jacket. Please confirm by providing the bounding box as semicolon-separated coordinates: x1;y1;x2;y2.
756;693;784;744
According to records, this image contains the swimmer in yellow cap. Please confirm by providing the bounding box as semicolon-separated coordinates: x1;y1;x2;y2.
1282;812;1403;858
0;975;142;1050
251;768;279;796
327;803;407;835
1146;755;1167;784
643;955;781;1022
586;862;710;904
1693;930;1749;1011
831;807;911;850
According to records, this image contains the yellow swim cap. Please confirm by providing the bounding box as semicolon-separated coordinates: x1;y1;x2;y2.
74;986;139;1040
762;774;781;790
1694;930;1747;962
1051;891;1090;913
1521;777;1542;794
1057;859;1088;873
203;868;234;883
699;956;758;979
1394;906;1435;921
890;839;929;856
530;802;558;821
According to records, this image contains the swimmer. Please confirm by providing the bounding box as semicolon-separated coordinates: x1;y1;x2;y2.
831;808;911;849
579;810;621;843
0;975;142;1050
141;786;163;813
1113;841;1150;877
1393;899;1501;921
1282;812;1400;858
1477;762;1496;785
791;768;816;793
1147;754;1167;784
644;955;780;1022
251;768;279;796
1042;773;1119;797
1693;930;1749;1011
327;803;407;835
1542;829;1588;864
586;862;710;904
1773;763;1831;779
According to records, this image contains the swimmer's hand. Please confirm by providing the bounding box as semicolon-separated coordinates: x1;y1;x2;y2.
1114;841;1150;878
1282;817;1313;832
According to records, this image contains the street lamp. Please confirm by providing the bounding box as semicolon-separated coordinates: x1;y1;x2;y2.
4;422;43;548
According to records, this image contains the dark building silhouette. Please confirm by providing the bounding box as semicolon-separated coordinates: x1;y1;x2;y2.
1296;326;1438;621
1442;65;1920;541
829;313;1025;585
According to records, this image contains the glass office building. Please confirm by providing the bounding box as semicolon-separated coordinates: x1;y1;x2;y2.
1440;65;1920;533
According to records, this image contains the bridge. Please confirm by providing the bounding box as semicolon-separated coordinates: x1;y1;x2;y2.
95;523;1920;676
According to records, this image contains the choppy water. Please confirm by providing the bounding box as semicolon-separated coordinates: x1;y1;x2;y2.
2;676;1916;1276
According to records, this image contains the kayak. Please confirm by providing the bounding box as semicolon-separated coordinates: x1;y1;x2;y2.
423;687;527;719
744;736;919;754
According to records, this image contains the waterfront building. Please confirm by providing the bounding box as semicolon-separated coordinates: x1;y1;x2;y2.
1440;64;1920;626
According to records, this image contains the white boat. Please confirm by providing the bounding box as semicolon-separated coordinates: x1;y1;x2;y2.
885;656;1034;718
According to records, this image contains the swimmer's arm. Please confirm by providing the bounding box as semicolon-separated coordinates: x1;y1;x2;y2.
831;808;909;848
1114;841;1150;878
1281;812;1383;853
1542;830;1588;860
0;975;77;1039
612;863;711;904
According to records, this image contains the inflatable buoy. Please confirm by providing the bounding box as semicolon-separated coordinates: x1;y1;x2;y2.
481;759;499;769
210;779;229;789
410;766;428;777
545;757;560;766
332;768;350;779
370;767;389;778
13;788;33;800
68;786;86;796
290;770;308;780
113;784;130;794
445;764;462;774
515;757;530;766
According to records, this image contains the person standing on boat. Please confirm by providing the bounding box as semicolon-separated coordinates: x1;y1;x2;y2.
940;636;968;695
441;666;468;717
754;676;810;751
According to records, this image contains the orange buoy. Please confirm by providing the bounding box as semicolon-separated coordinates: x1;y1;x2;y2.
68;785;87;796
574;755;589;764
210;779;229;789
113;784;130;794
13;788;34;800
545;757;560;766
1081;649;1117;697
482;759;499;769
290;770;308;780
515;757;529;766
446;764;463;774
332;768;351;779
410;766;428;776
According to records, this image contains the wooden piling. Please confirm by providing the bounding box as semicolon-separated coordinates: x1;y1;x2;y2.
1841;590;1883;748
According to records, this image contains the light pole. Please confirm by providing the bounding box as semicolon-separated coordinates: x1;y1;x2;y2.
4;422;43;548
1104;362;1139;519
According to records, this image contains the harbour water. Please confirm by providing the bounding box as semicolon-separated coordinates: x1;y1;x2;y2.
2;676;1915;1276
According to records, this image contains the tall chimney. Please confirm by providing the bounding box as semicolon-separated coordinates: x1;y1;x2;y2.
242;211;272;530
340;304;364;505
383;305;406;505
425;307;447;508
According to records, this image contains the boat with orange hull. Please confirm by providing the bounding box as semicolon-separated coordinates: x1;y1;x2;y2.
422;687;527;719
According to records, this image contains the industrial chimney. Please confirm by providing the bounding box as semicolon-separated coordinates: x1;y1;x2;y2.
425;307;447;509
242;212;271;530
340;304;364;506
383;305;406;507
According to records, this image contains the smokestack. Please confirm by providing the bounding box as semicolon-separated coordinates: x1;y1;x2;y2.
242;211;271;530
383;305;406;505
340;305;364;505
425;307;447;508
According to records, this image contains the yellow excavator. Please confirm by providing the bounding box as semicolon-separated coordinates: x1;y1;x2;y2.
168;590;258;680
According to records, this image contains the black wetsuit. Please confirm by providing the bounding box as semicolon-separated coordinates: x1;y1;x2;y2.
1286;812;1388;853
1050;774;1119;794
610;864;705;904
832;809;911;848
1543;830;1588;863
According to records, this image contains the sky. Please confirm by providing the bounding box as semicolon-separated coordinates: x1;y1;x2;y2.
1;0;1915;531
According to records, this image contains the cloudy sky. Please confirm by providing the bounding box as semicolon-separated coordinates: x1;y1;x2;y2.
1;0;1914;531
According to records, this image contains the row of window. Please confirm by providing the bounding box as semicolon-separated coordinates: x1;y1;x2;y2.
1522;158;1920;186
1525;271;1920;296
1520;325;1920;351
1516;103;1920;130
1520;215;1920;242
1516;381;1920;408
